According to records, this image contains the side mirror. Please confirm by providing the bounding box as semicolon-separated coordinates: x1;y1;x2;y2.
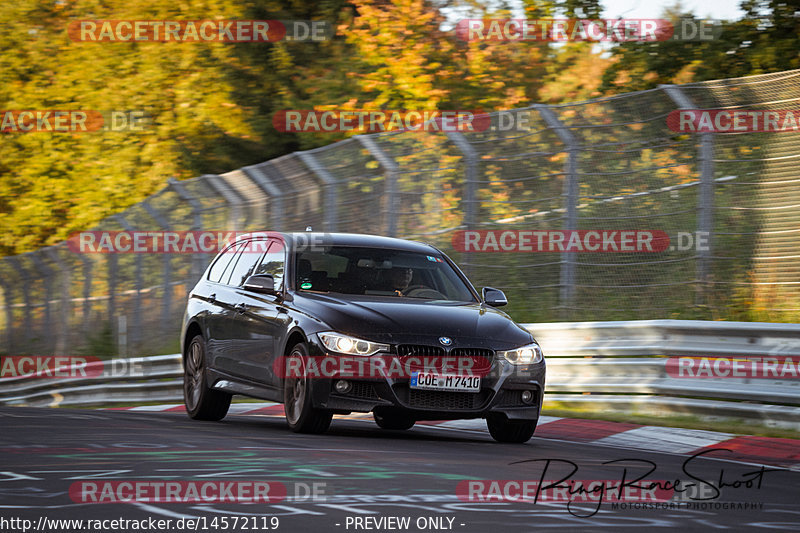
243;274;277;295
482;287;508;307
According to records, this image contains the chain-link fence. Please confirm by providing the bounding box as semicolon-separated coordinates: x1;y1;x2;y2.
1;69;799;356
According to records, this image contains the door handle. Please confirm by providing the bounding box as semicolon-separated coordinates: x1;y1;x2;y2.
234;303;247;313
208;293;216;303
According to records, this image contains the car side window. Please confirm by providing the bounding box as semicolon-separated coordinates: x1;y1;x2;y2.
226;239;270;287
253;240;285;291
207;242;243;283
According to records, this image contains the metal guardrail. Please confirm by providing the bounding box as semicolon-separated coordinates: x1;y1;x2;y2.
1;320;799;429
533;319;800;357
0;354;182;407
535;320;800;430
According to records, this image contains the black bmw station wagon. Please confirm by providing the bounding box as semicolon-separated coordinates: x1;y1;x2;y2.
181;232;545;443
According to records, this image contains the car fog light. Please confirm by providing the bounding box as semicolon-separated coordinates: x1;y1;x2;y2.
335;380;352;394
521;390;533;404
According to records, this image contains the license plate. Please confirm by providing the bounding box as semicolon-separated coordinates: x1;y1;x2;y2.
410;371;480;392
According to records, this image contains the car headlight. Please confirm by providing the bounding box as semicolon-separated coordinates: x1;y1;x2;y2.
499;342;543;365
317;332;389;356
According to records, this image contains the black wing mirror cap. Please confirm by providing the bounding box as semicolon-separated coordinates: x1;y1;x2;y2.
482;287;508;307
243;274;277;295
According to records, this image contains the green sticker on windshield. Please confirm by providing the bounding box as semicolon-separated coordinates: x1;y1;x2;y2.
301;282;312;289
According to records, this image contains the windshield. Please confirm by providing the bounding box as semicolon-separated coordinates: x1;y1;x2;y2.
295;246;477;302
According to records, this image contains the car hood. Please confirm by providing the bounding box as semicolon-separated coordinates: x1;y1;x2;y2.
293;292;534;350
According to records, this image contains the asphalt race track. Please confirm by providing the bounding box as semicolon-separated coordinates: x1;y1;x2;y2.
1;406;799;532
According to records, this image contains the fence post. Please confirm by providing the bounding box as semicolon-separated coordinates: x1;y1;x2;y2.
535;104;579;316
79;254;93;339
117;315;127;358
107;250;118;335
297;150;338;232
142;201;174;340
356;135;398;237
6;257;32;347
445;131;478;230
242;164;285;231
661;84;715;306
44;247;70;355
168;178;206;284
113;213;142;354
446;131;478;276
29;253;53;351
202;174;246;231
0;276;15;354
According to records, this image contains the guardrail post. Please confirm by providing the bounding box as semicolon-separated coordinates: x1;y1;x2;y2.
242;164;285;231
356;135;398;237
535;105;579;317
661;84;715;306
296;150;338;232
446;131;478;276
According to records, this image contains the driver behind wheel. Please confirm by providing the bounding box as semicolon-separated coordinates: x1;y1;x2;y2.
387;266;413;296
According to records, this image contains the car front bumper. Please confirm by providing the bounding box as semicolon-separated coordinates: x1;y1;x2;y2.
303;339;545;421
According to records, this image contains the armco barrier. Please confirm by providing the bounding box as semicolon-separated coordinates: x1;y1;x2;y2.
1;320;799;429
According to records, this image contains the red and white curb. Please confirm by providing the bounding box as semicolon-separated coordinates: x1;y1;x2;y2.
108;403;800;468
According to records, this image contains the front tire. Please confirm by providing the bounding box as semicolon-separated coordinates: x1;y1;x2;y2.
184;334;231;421
373;408;415;430
283;343;333;434
486;414;536;443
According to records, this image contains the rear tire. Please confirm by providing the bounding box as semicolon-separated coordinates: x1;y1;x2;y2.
283;343;333;434
184;334;231;421
486;414;536;443
373;408;415;430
